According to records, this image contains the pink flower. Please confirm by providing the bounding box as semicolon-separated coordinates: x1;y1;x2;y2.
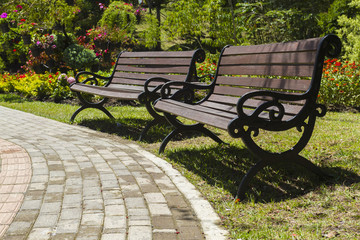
0;12;7;18
58;73;67;80
67;77;76;84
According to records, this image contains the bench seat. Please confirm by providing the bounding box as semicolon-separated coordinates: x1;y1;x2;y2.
153;35;342;200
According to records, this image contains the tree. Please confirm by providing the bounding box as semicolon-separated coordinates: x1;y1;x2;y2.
337;0;360;60
318;0;354;34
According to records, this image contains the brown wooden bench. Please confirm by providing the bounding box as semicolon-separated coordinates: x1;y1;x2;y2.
153;35;341;200
69;49;205;140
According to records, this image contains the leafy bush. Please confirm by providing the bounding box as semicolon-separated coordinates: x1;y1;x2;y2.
63;44;98;70
98;1;136;36
138;14;160;49
337;0;360;61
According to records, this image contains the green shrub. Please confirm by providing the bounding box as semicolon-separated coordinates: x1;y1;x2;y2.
98;1;136;36
138;14;160;49
63;44;98;70
337;0;360;61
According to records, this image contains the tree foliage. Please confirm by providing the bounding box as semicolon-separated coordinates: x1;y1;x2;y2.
337;0;360;60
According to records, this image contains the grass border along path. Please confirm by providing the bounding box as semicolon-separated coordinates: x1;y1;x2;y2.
0;93;359;239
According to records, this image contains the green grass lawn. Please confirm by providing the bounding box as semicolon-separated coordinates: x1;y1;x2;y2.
0;93;359;239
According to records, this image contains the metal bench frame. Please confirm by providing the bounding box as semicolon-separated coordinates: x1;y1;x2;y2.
69;49;205;140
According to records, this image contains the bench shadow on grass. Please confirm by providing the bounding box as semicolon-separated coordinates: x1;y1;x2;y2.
78;117;213;143
78;117;182;144
165;144;360;203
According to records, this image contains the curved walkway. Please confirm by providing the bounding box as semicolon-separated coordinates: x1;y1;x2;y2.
0;106;228;240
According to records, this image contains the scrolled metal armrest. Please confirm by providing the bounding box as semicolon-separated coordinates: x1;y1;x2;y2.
160;80;213;100
236;90;307;121
75;71;111;86
143;77;172;95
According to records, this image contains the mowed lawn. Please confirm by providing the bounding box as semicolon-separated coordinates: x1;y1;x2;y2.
0;93;359;239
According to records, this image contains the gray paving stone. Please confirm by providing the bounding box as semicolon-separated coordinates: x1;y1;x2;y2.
33;214;58;228
27;227;53;240
81;213;104;226
40;202;62;214
101;233;126;240
56;219;80;234
128;226;152;240
0;106;228;239
103;215;126;230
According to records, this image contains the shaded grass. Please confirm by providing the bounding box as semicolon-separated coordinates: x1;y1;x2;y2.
0;93;360;239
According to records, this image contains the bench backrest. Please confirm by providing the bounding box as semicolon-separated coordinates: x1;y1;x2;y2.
108;50;205;88
208;35;340;118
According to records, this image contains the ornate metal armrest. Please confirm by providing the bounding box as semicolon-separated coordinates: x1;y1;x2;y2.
236;90;309;121
143;77;172;94
138;77;172;104
159;80;214;103
75;71;112;86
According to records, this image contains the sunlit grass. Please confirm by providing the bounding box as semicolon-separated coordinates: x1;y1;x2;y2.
0;93;359;239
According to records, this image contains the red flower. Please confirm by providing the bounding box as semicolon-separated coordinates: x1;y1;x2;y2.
13;49;16;52
20;18;26;22
335;62;342;67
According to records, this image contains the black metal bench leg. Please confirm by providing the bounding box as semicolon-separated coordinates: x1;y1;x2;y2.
97;105;115;120
138;118;164;141
199;127;227;145
235;159;269;201
70;105;88;122
159;128;181;154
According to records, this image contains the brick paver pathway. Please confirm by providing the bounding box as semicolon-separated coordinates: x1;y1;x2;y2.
0;106;228;240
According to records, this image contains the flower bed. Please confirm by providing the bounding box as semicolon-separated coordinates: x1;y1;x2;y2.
319;59;360;109
0;71;73;102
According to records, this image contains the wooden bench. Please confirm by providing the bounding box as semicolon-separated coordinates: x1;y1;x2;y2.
153;35;342;200
69;49;205;140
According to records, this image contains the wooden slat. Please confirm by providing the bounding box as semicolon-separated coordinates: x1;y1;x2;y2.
70;84;141;100
220;51;317;66
107;84;145;92
208;94;239;105
218;64;314;77
213;85;256;96
201;98;303;116
115;65;191;74
120;50;197;58
113;72;187;81
223;37;322;55
111;78;186;89
216;76;310;91
154;99;233;130
199;101;237;114
117;57;192;66
111;78;147;86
